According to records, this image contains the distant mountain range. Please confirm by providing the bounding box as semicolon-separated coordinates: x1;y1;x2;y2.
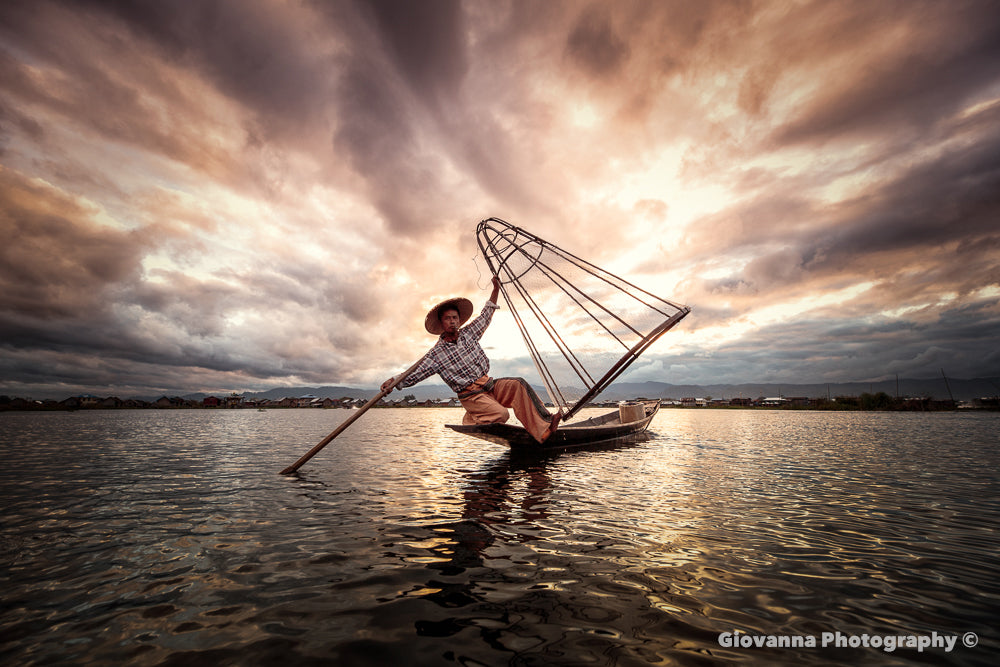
591;377;1000;402
178;376;1000;403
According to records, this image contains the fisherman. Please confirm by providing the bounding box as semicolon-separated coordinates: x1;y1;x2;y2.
381;276;561;443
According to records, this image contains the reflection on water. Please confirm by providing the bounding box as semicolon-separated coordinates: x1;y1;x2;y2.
1;408;997;665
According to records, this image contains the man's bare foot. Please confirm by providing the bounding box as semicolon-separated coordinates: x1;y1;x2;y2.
540;411;562;443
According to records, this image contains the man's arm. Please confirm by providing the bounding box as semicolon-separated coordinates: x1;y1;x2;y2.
381;349;438;392
490;275;500;304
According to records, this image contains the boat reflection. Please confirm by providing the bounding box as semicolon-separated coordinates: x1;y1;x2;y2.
412;440;649;636
410;452;554;637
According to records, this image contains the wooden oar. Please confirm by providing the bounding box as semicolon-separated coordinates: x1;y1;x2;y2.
279;354;428;474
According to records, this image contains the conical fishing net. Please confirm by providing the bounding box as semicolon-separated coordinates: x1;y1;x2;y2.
477;218;690;420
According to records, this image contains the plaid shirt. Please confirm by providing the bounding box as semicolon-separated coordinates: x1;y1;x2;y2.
399;301;499;393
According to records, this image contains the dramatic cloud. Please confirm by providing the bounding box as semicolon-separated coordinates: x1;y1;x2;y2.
1;0;998;399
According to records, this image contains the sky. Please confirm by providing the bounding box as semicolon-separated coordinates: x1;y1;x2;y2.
2;0;999;400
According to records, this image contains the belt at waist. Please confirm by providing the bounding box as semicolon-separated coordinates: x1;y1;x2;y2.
457;376;495;399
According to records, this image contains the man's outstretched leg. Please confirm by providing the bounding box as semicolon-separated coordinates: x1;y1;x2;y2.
492;378;561;443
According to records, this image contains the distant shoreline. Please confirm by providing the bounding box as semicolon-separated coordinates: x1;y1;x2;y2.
2;397;994;413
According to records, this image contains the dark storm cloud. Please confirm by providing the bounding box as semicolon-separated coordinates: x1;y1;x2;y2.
817;143;1000;271
0;1;266;202
0;164;383;393
65;0;335;134
771;0;1000;147
330;61;441;236
629;294;1000;386
726;298;999;383
685;116;1000;309
671;25;1000;330
362;0;467;102
337;0;587;233
0;168;144;322
38;0;477;240
329;0;545;235
0;8;183;157
565;5;630;78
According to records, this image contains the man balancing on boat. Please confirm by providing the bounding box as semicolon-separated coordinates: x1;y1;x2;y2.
381;276;562;443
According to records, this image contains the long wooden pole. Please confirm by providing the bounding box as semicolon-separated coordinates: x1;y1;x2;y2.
279;354;428;474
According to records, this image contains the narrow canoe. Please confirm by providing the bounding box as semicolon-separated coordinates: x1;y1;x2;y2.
446;400;660;451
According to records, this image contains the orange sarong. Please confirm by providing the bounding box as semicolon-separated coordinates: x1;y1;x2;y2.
458;376;554;443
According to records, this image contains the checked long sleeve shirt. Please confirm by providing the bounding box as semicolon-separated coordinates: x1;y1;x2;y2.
398;300;499;393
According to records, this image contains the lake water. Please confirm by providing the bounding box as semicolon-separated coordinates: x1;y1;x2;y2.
1;408;997;666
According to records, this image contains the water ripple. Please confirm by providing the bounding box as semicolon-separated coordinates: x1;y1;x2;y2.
1;408;997;665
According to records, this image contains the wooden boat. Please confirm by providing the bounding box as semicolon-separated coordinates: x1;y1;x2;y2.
446;400;660;451
442;219;687;451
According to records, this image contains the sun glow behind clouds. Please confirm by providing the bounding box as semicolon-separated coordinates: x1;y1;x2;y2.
615;146;731;228
570;103;598;128
590;145;735;285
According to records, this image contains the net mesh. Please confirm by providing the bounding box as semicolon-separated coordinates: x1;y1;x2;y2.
477;218;690;420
